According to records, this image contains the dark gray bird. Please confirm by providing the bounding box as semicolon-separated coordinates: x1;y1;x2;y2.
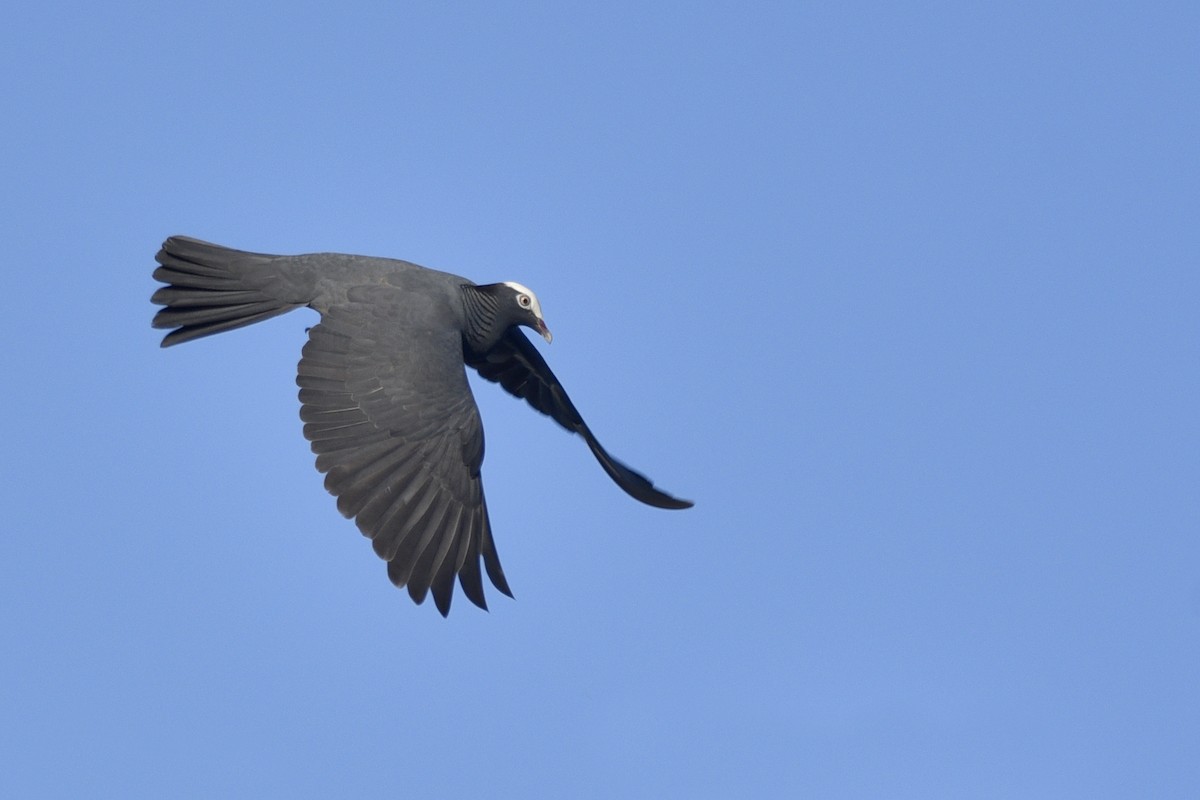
151;236;692;615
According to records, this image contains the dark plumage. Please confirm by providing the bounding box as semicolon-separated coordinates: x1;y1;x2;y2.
151;236;692;615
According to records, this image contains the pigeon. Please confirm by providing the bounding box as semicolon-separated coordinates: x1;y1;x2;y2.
151;236;692;615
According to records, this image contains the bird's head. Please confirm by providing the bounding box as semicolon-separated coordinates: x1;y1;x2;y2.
462;281;554;352
499;281;552;343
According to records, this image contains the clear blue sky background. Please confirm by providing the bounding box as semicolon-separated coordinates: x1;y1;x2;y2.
2;3;1197;797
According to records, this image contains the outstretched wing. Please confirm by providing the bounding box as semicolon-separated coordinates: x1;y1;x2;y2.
298;304;511;616
466;330;693;510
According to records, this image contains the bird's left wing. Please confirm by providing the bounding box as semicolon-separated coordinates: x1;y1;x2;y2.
466;329;693;510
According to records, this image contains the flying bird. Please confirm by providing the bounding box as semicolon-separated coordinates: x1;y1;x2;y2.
151;236;692;615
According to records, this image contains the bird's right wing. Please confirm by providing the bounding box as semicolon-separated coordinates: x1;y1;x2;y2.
466;330;693;510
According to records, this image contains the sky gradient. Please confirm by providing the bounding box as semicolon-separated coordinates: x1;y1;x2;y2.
3;3;1198;797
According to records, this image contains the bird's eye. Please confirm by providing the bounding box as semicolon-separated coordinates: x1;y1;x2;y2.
518;295;531;308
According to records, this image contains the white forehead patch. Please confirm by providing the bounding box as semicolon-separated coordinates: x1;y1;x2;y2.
502;281;545;319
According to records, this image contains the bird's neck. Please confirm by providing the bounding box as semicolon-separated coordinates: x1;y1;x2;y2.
460;284;506;353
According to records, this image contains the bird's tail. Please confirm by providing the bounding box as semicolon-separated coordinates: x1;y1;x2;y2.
151;236;303;347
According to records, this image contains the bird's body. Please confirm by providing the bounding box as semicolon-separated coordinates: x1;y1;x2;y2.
151;236;690;615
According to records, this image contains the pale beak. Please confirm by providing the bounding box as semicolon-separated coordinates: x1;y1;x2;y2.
535;319;553;343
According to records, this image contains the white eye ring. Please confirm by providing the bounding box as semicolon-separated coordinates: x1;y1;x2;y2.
503;282;544;319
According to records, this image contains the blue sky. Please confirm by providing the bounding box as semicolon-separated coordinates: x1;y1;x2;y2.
2;2;1197;797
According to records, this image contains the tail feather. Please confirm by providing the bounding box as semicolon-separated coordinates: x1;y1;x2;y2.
151;236;302;347
151;286;267;308
153;265;244;286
